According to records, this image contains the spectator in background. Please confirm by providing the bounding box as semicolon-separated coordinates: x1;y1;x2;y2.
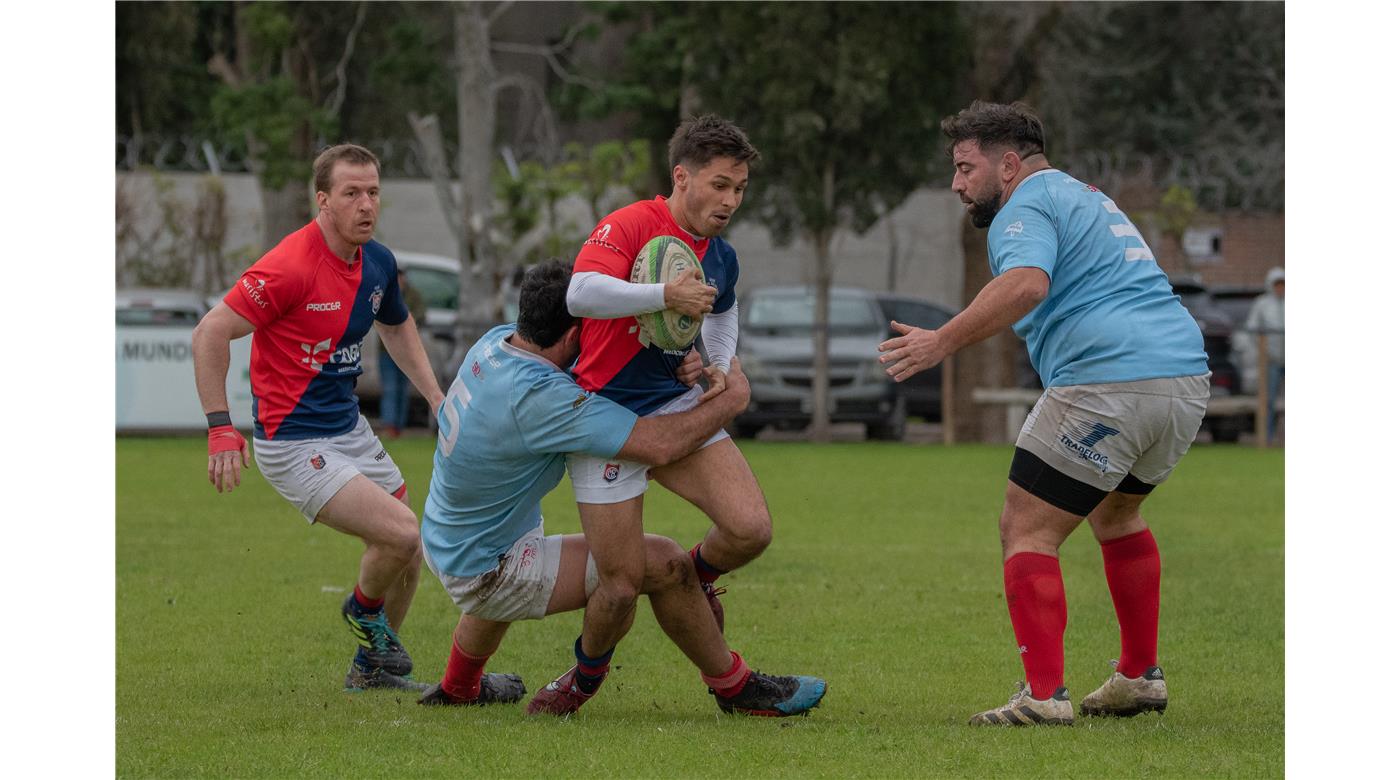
1246;266;1285;443
379;269;427;438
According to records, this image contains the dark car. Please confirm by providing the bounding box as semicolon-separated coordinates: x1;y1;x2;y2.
873;293;957;421
1170;276;1248;441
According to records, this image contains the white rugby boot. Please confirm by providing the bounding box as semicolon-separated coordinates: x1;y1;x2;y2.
1079;661;1168;717
968;681;1073;726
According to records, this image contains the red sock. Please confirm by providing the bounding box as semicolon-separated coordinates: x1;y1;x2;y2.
1004;552;1067;700
353;584;385;611
1100;529;1160;679
701;651;751;699
441;641;490;702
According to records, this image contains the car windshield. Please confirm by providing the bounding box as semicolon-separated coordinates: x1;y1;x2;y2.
404;267;458;310
745;293;881;334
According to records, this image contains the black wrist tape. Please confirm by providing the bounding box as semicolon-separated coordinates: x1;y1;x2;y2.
206;411;233;429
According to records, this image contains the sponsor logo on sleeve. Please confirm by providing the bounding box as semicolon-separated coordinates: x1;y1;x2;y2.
242;277;269;308
1003;220;1024;236
583;222;623;254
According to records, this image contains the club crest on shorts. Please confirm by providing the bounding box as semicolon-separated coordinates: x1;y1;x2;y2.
471;361;482;378
603;463;620;482
309;454;326;470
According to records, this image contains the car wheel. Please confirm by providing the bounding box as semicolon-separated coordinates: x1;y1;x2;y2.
868;396;907;441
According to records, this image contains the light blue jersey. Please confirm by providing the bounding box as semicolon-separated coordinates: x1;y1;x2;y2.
988;170;1207;387
422;324;638;578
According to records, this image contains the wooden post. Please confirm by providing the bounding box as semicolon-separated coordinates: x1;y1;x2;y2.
1255;331;1270;448
942;354;956;446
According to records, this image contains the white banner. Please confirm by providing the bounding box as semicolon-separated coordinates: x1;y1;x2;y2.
116;326;254;431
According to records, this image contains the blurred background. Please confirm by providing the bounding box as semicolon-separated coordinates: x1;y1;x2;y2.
114;0;1284;445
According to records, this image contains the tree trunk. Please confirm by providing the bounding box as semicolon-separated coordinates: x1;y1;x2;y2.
454;2;501;336
809;161;837;443
259;178;309;253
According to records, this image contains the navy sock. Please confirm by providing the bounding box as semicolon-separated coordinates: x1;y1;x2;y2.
690;544;728;584
573;636;613;695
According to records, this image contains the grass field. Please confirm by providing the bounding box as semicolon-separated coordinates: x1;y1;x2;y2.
116;437;1283;778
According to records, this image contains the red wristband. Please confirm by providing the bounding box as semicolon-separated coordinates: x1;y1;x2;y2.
208;424;246;456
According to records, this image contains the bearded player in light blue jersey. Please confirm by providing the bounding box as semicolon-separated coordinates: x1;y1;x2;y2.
415;260;825;718
879;101;1209;726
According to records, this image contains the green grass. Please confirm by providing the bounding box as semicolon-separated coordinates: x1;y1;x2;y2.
117;438;1283;778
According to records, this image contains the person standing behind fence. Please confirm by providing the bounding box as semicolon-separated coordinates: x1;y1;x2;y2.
877;101;1210;726
379;268;428;438
1246;266;1285;443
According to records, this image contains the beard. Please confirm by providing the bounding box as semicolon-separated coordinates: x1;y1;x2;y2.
967;187;1003;229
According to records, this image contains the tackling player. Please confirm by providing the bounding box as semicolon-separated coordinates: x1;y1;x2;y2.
878;101;1210;725
563;115;769;654
417;260;825;717
192;144;445;692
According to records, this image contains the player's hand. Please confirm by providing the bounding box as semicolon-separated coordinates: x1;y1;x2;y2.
663;268;717;319
719;356;750;411
878;321;949;382
676;348;704;386
208;424;251;493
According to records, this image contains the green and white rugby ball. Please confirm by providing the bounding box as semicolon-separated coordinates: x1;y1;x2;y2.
630;235;703;351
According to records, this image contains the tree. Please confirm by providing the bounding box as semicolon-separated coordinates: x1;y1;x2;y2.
206;1;369;250
574;1;968;440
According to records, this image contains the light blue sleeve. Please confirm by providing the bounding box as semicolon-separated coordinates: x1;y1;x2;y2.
513;373;638;457
989;199;1058;280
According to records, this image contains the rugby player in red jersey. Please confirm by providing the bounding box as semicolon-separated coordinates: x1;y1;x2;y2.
555;116;783;696
192;144;445;691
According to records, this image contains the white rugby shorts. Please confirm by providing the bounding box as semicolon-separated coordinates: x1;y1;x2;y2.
566;384;728;504
1015;374;1211;493
253;415;406;523
424;524;600;622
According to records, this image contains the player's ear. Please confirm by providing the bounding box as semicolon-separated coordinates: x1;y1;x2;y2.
672;164;689;191
1001;150;1020;182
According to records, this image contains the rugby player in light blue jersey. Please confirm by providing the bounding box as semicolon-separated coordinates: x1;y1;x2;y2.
416;260;826;718
878;101;1209;726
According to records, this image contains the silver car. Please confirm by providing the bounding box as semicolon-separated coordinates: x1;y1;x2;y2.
732;286;907;440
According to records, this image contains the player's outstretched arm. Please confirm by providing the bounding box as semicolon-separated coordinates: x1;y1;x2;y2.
616;358;750;466
376;317;445;416
192;303;255;493
878;267;1049;382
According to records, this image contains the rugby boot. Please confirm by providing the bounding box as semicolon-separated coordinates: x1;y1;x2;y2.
418;674;527;707
968;681;1073;726
526;666;605;716
702;582;727;632
1080;662;1168;717
341;593;413;676
713;670;826;717
344;661;431;693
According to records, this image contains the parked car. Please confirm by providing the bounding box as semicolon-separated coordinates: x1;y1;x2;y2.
1170;276;1247;442
731;286;942;440
872;293;957;421
115;288;208;326
1211;285;1267;395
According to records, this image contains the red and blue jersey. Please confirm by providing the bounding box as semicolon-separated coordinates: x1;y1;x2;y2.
572;197;739;415
224;221;408;440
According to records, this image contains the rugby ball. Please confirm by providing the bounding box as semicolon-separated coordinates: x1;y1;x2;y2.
630;235;703;350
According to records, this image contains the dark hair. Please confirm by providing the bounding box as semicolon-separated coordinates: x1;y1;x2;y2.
940;101;1045;159
667;114;760;176
313;143;380;194
515;259;576;348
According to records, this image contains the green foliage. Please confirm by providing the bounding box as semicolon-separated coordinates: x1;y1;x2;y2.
116;2;220;138
117;438;1282;777
212;77;333;190
566;139;652;223
566;2;969;245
